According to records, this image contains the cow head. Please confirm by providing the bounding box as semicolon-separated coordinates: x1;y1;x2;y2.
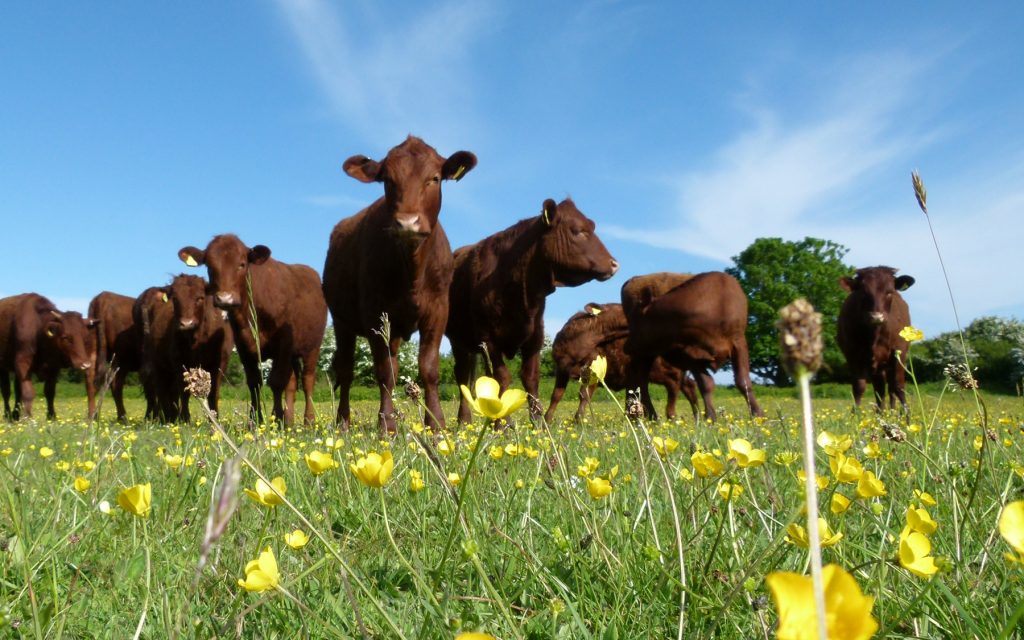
167;274;208;331
43;309;96;371
178;234;271;309
343;135;477;237
538;199;619;287
840;266;915;326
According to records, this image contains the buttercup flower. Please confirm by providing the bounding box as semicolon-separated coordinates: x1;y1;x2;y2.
409;469;425;493
238;547;280;592
117;483;152;517
831;493;852;514
691;451;724;478
587;476;612;500
349;451;394;488
718;480;743;501
905;505;938;536
305;450;339;476
914;490;937;507
899;325;924;342
766;564;878;640
448;472;462;486
455;632;497;640
488;445;504;460
39;447;55;459
459;376;527;420
999;501;1024;562
587;355;607;385
245;477;287;507
855;471;887;498
785;518;843;548
899;530;938;578
73;476;91;493
816;431;853;456
727;438;766;468
652;436;679;458
829;453;864;484
283;529;310;549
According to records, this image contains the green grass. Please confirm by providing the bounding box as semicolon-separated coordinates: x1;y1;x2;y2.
1;380;1023;638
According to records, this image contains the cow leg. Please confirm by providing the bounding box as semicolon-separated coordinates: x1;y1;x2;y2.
15;358;34;420
453;345;477;425
576;383;597;424
850;377;867;408
332;327;356;429
283;368;298;427
300;351;318;426
544;370;570;424
731;337;763;417
663;380;679;421
266;357;291;427
631;356;658;421
237;350;263;426
681;375;700;421
112;368;128;423
43;374;58;420
85;363;97;421
870;371;887;412
519;345;542;422
693;368;717;423
369;334;399;434
888;356;908;413
417;322;446;431
0;368;9;419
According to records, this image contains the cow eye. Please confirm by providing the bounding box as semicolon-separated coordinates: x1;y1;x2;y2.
428;175;440;185
574;229;588;239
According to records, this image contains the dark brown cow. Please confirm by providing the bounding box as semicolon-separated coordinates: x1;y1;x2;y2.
623;271;763;422
87;291;143;422
447;198;619;424
132;286;171;420
0;293;96;420
837;266;915;410
544;302;699;423
322;136;477;432
179;235;327;426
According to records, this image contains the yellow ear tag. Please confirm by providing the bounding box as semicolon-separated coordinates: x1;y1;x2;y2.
589;307;602;316
185;255;198;267
162;293;169;303
542;209;551;226
452;165;466;181
46;329;55;337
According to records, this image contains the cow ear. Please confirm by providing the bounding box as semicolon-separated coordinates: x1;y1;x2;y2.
584;303;603;316
540;199;558;227
442;151;477;182
839;276;857;292
895;275;915;291
178;247;205;267
249;245;271;265
343;155;383;183
45;321;61;338
86;318;100;328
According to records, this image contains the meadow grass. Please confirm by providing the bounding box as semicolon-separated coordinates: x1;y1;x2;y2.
1;383;1022;638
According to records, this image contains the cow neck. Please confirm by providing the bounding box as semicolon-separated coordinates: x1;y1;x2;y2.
375;206;435;286
497;218;555;311
228;265;264;353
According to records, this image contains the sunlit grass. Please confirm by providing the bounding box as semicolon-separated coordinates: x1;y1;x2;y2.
1;387;1022;638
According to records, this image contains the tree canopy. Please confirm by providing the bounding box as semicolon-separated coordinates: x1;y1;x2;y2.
726;237;853;385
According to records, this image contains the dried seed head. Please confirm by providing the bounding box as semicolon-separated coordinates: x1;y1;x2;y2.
626;389;645;419
777;298;823;376
183;367;212;399
943;363;979;391
882;421;907;443
403;377;422;402
911;170;928;215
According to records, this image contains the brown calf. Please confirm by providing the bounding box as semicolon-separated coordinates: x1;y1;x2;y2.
0;293;96;420
447;198;618;424
87;291;142;422
179;235;326;426
837;266;915;410
623;271;763;422
545;302;698;423
323;136;477;432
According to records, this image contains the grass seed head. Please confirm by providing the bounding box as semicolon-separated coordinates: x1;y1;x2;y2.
777;298;823;376
912;169;928;215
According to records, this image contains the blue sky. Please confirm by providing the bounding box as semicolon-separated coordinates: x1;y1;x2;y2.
3;1;1022;347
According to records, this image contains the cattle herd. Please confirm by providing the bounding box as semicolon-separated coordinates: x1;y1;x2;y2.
0;136;917;431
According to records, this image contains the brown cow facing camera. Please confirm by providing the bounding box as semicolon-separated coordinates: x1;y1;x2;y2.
623;271;763;422
544;302;698;424
837;266;915;411
179;235;327;426
323;135;477;433
447;197;619;424
0;293;96;420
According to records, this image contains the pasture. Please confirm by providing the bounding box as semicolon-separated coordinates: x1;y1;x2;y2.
1;379;1022;638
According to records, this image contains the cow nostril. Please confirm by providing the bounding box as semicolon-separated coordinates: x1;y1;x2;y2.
610;259;620;274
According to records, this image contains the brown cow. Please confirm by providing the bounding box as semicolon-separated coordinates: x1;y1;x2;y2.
86;291;143;422
132;286;171;420
623;271;763;422
544;302;699;423
179;235;327;426
447;198;619;424
837;266;915;410
322;136;477;433
0;293;96;420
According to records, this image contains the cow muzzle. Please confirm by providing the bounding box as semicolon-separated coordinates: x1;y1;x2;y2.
215;292;238;308
179;318;197;330
869;312;885;325
79;361;92;371
395;213;430;236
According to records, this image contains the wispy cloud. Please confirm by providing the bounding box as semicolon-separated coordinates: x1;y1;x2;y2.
274;0;494;148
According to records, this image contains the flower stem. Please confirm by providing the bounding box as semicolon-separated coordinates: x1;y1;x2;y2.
797;369;828;640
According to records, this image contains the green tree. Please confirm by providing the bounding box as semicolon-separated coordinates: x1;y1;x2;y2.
912;316;1024;391
726;237;853;386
